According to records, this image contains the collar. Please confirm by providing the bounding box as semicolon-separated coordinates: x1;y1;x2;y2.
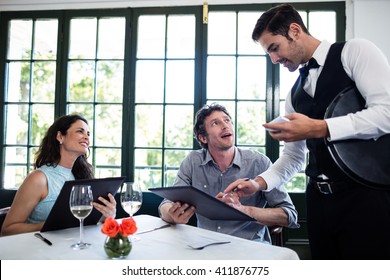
311;40;332;67
201;146;242;168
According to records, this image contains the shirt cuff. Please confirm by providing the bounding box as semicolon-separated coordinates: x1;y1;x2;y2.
325;116;355;141
256;171;277;192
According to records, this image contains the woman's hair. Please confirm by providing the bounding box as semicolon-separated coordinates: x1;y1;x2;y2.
34;114;93;179
193;103;232;149
252;3;310;42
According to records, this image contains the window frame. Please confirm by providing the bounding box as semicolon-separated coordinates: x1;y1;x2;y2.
0;2;345;191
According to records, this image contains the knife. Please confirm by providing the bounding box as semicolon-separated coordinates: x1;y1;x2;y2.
34;233;52;246
137;224;171;235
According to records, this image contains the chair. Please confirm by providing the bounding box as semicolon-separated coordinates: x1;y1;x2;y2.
270;226;283;246
0;207;11;231
0;189;16;231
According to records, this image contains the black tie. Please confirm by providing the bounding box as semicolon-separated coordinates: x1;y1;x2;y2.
296;58;320;95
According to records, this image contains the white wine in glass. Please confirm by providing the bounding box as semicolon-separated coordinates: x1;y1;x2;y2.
121;182;143;217
69;185;93;250
120;182;142;241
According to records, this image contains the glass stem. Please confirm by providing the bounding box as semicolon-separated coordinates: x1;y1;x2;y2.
79;219;84;244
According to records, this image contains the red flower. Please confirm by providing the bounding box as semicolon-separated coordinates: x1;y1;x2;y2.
101;217;137;238
101;217;120;237
119;218;138;237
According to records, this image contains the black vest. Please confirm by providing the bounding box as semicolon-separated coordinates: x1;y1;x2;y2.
291;42;355;181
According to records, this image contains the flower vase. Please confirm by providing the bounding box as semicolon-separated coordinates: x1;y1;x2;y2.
104;234;132;259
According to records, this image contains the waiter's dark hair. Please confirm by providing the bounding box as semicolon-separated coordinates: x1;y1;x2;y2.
252;3;310;42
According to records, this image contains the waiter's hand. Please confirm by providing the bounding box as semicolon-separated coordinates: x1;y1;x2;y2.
263;113;329;142
223;178;263;198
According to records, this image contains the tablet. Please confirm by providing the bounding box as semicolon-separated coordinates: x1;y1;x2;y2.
149;186;255;221
41;176;125;232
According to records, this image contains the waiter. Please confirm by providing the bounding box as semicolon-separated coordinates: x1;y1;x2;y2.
225;4;390;259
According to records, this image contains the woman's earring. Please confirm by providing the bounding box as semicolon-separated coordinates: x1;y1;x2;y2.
59;141;63;145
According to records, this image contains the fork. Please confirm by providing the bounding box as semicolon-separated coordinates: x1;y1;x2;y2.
187;241;231;250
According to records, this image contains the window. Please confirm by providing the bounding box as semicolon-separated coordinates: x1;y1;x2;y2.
3;18;58;188
133;12;197;190
0;3;345;192
66;16;126;178
206;10;267;154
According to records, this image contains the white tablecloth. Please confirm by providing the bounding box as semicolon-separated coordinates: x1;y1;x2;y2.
0;215;299;260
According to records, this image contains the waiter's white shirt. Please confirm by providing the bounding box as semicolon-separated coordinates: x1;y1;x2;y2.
260;38;390;190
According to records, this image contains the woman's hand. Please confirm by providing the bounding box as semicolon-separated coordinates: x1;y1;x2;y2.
93;193;117;219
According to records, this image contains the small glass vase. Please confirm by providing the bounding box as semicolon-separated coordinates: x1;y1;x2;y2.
104;234;132;259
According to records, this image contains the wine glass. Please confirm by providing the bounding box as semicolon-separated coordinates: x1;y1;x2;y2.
69;184;93;250
120;182;142;240
121;182;142;217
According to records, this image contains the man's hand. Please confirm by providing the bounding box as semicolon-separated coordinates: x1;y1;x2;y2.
161;202;196;224
263;113;329;142
216;191;242;208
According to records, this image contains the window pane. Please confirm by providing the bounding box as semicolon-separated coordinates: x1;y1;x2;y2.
95;168;121;178
238;12;264;55
95;104;122;147
309;12;336;43
98;17;125;59
135;60;164;103
135;105;163;147
134;149;162;189
137;15;166;58
236;102;266;145
34;19;58;60
165;149;190;169
4;165;27;189
32;61;56;102
134;149;162;167
207;56;236;99
5;147;27;164
68;61;95;101
31;104;54;145
208;12;236;54
165;60;194;103
7;20;32;60
96;61;123;103
69;18;97;59
165;149;191;187
165;105;193;148
95;148;121;166
6;62;30;102
167;15;195;58
237;56;266;100
5;104;28;144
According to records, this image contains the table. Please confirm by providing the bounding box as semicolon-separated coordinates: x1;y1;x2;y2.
0;215;299;260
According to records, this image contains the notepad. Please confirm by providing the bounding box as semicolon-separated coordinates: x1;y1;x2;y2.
41;176;125;232
149;186;255;221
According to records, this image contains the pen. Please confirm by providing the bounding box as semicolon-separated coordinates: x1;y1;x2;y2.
222;178;250;198
34;233;52;246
